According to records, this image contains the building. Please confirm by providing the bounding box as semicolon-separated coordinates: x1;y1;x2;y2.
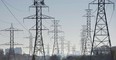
5;47;22;54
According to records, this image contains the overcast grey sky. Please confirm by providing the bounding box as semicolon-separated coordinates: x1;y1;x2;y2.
0;0;116;54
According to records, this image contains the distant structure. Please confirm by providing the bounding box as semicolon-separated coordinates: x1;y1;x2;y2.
89;0;115;60
5;47;22;54
1;23;23;60
24;0;54;60
72;45;76;55
24;31;34;55
0;49;4;60
0;49;3;54
80;25;87;55
67;41;71;56
49;20;63;55
15;47;22;54
60;36;65;56
83;9;94;55
46;44;50;56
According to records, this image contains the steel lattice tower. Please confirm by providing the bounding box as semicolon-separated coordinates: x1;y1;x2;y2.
67;41;70;55
83;9;94;55
80;25;87;55
72;45;76;55
89;0;114;60
46;44;50;56
67;41;71;55
1;23;23;60
25;31;34;55
28;32;33;56
60;36;65;55
24;0;54;60
49;20;63;55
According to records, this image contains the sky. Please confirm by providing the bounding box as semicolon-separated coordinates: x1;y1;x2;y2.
0;0;116;55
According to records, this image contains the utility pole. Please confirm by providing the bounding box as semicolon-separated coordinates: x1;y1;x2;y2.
83;9;94;55
89;0;115;60
24;0;54;60
49;20;63;55
1;23;23;60
80;25;87;55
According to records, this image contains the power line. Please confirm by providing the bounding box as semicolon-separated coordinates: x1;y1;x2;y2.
109;9;115;25
1;0;29;32
3;0;25;12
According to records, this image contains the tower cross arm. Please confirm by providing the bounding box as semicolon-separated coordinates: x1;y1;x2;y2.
88;0;115;12
1;29;23;31
89;0;114;4
0;23;23;31
0;42;23;46
48;30;64;33
24;14;55;20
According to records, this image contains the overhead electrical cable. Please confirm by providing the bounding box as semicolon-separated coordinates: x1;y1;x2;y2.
1;0;29;32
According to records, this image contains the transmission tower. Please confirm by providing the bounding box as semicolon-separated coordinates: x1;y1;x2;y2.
1;23;23;60
80;25;87;55
46;44;50;56
72;45;76;55
83;9;94;55
89;0;115;60
49;20;63;55
25;31;34;55
24;0;54;60
60;36;65;55
67;41;71;56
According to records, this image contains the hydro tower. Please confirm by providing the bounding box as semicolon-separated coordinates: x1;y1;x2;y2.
89;0;115;60
24;0;54;60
